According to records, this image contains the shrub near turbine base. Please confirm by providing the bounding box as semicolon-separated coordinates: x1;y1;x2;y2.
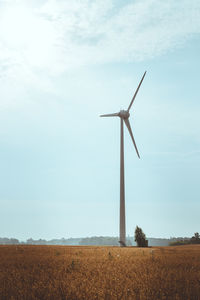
135;225;148;247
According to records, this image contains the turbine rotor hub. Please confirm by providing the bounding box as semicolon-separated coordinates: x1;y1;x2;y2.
119;110;130;119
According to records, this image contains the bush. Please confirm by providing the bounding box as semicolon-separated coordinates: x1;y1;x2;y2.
134;226;148;247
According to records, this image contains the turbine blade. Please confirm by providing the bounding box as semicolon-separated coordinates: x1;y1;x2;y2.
127;71;146;112
100;113;119;117
124;119;140;158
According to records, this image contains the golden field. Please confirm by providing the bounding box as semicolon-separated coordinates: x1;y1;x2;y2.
0;245;200;300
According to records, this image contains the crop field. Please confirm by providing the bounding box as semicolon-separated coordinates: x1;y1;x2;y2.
0;245;200;300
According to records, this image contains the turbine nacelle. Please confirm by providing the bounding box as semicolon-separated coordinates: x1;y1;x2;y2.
118;110;130;119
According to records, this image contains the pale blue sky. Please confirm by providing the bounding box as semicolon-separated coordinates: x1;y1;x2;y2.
0;0;200;240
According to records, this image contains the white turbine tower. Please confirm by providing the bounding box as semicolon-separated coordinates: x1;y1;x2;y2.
100;72;146;247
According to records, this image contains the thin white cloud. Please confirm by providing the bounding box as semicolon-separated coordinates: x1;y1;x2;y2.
0;0;200;79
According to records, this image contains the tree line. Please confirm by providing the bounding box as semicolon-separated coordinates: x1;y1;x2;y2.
1;231;199;246
0;237;81;245
169;232;200;246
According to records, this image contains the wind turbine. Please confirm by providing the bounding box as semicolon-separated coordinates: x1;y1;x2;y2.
100;71;146;247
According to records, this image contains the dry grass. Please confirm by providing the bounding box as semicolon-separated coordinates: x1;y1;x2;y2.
0;245;200;299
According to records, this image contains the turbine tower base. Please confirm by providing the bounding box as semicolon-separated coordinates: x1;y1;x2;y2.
119;240;126;247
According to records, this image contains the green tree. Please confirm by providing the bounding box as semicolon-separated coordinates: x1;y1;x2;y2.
190;232;200;244
134;226;148;247
194;232;200;240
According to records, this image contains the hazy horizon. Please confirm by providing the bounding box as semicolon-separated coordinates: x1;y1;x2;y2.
1;234;191;243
